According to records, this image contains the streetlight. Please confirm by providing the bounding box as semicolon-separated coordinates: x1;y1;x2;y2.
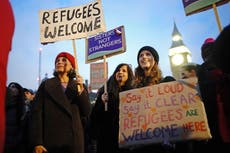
38;47;42;87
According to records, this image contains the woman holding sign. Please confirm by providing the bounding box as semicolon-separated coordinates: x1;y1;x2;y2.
132;46;175;153
28;52;91;153
89;63;134;153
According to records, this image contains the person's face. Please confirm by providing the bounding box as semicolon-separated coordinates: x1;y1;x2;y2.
138;50;156;70
9;84;19;96
115;65;129;86
25;91;35;101
181;69;196;79
55;57;73;74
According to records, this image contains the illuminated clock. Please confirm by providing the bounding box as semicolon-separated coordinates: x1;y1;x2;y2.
171;54;184;66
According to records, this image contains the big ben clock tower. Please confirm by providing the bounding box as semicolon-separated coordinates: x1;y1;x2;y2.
169;22;192;79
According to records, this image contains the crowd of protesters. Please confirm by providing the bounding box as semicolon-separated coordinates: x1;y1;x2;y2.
1;1;229;152
1;24;230;153
86;24;230;153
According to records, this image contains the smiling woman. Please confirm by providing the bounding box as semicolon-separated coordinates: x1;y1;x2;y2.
134;46;162;88
28;51;91;153
89;63;135;153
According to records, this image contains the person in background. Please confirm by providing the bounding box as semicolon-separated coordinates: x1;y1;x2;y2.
89;63;135;153
22;88;35;153
212;24;230;75
23;89;35;102
88;85;97;105
180;63;200;79
208;24;230;151
196;37;217;104
28;52;91;153
177;62;200;153
23;88;35;108
0;1;15;152
4;82;27;153
196;37;222;152
159;75;176;83
201;38;215;62
196;36;227;152
196;30;230;152
23;88;35;111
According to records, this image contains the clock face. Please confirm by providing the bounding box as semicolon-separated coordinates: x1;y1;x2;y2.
172;54;184;66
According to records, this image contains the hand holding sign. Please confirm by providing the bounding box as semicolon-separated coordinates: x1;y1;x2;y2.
101;92;108;103
75;73;84;94
101;92;108;111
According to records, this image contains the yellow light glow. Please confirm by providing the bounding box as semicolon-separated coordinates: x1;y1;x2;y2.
172;35;180;41
187;55;192;63
172;54;184;66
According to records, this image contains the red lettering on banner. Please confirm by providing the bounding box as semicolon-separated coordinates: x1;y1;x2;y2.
182;121;207;132
122;109;183;131
157;83;184;95
126;93;141;103
145;88;154;98
155;92;196;107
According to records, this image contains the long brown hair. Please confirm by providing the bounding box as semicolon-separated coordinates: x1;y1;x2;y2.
134;63;162;88
99;63;134;96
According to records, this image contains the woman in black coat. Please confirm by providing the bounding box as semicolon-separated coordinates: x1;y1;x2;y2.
28;52;91;153
89;63;135;153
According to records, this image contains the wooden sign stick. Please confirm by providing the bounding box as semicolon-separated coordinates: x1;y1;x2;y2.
72;39;81;92
103;55;108;111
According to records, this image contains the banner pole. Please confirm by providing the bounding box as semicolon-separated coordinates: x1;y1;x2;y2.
212;3;222;32
72;39;81;92
103;55;108;111
72;39;78;72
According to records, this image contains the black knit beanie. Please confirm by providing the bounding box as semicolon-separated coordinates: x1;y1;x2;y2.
137;46;159;65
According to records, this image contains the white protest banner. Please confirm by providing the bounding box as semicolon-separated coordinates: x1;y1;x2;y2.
119;78;211;148
39;0;106;43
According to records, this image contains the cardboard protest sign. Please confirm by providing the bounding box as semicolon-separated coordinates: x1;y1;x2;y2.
39;0;106;43
90;62;108;90
119;78;212;148
182;0;229;16
85;25;126;63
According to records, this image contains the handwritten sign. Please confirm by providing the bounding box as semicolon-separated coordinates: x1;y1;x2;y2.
39;0;106;43
90;62;108;90
119;78;211;148
85;25;126;63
